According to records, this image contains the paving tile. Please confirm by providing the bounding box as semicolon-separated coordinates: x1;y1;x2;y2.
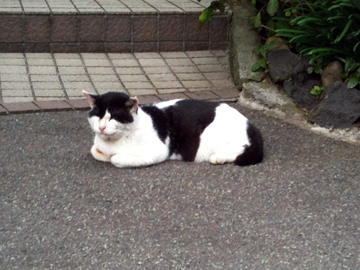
115;67;143;75
28;66;57;74
55;59;83;66
83;58;111;67
63;81;93;89
86;67;115;75
2;90;33;97
1;74;29;82
0;53;24;58
203;72;232;80
2;82;31;90
33;100;72;111
58;67;87;74
81;53;108;59
148;74;177;81
60;75;90;82
36;97;67;101
187;51;214;57
34;90;65;97
158;88;186;94
3;97;34;103
170;65;199;74
66;89;93;97
30;75;60;82
97;88;128;95
123;81;154;89
0;58;26;65
119;75;149;82
27;58;54;66
54;53;81;59
142;66;171;74
90;74;120;82
156;93;189;101
2;102;41;114
32;81;63;90
137;95;162;105
66;99;90;110
210;79;236;88
152;81;183;89
211;88;240;99
185;90;220;100
25;53;53;59
165;58;194;66
0;105;8;115
176;73;206;80
197;64;226;73
0;66;27;74
134;52;162;59
138;59;167;67
92;81;125;90
181;80;214;88
191;57;220;65
160;52;188;58
110;59;139;67
128;89;157;96
108;53;135;59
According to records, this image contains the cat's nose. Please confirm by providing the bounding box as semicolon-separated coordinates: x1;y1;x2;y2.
99;126;106;132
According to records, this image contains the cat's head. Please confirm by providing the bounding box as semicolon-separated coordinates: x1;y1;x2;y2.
83;91;138;138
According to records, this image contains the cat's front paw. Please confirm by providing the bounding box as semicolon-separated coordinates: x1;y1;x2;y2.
91;145;111;162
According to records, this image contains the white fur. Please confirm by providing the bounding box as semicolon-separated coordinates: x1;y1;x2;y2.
89;109;169;168
194;104;250;164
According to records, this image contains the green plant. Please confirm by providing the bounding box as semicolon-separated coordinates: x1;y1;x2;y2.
274;0;360;87
310;85;325;97
198;0;229;28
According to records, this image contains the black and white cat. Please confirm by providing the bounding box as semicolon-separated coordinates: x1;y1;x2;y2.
83;91;263;168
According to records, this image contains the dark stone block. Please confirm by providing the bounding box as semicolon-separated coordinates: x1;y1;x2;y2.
210;15;228;42
133;16;158;42
25;43;51;52
185;42;209;51
159;15;184;41
0;43;24;52
268;49;300;82
133;42;158;52
308;81;360;129
52;15;78;42
106;15;131;42
159;42;183;52
0;15;23;42
283;58;321;110
79;43;105;52
51;43;79;53
24;15;51;43
79;16;105;42
106;43;132;53
185;15;209;41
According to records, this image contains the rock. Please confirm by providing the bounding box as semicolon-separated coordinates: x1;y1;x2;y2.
308;81;360;129
283;58;322;110
266;36;290;51
228;1;265;86
268;49;300;83
321;61;343;87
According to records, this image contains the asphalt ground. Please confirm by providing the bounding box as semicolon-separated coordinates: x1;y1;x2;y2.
1;104;360;269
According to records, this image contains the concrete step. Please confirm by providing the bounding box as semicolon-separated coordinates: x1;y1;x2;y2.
0;50;239;113
0;0;229;53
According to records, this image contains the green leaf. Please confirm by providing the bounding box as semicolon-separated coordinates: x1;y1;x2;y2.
199;8;209;23
254;12;261;28
285;10;292;17
252;59;267;72
345;76;359;88
267;0;279;16
334;19;353;43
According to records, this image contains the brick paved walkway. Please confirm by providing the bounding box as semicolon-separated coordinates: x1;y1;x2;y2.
0;50;239;114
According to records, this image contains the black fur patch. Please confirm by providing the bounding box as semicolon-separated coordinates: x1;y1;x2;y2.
163;99;219;161
235;121;264;166
89;92;134;124
141;106;168;143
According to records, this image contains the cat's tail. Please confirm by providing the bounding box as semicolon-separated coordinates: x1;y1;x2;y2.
235;122;264;166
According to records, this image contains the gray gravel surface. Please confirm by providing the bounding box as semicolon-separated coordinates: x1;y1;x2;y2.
1;104;360;269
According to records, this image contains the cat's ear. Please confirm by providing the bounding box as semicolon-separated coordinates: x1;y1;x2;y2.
83;90;97;109
125;97;139;114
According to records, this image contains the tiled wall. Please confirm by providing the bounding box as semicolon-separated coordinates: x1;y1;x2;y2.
0;0;229;53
